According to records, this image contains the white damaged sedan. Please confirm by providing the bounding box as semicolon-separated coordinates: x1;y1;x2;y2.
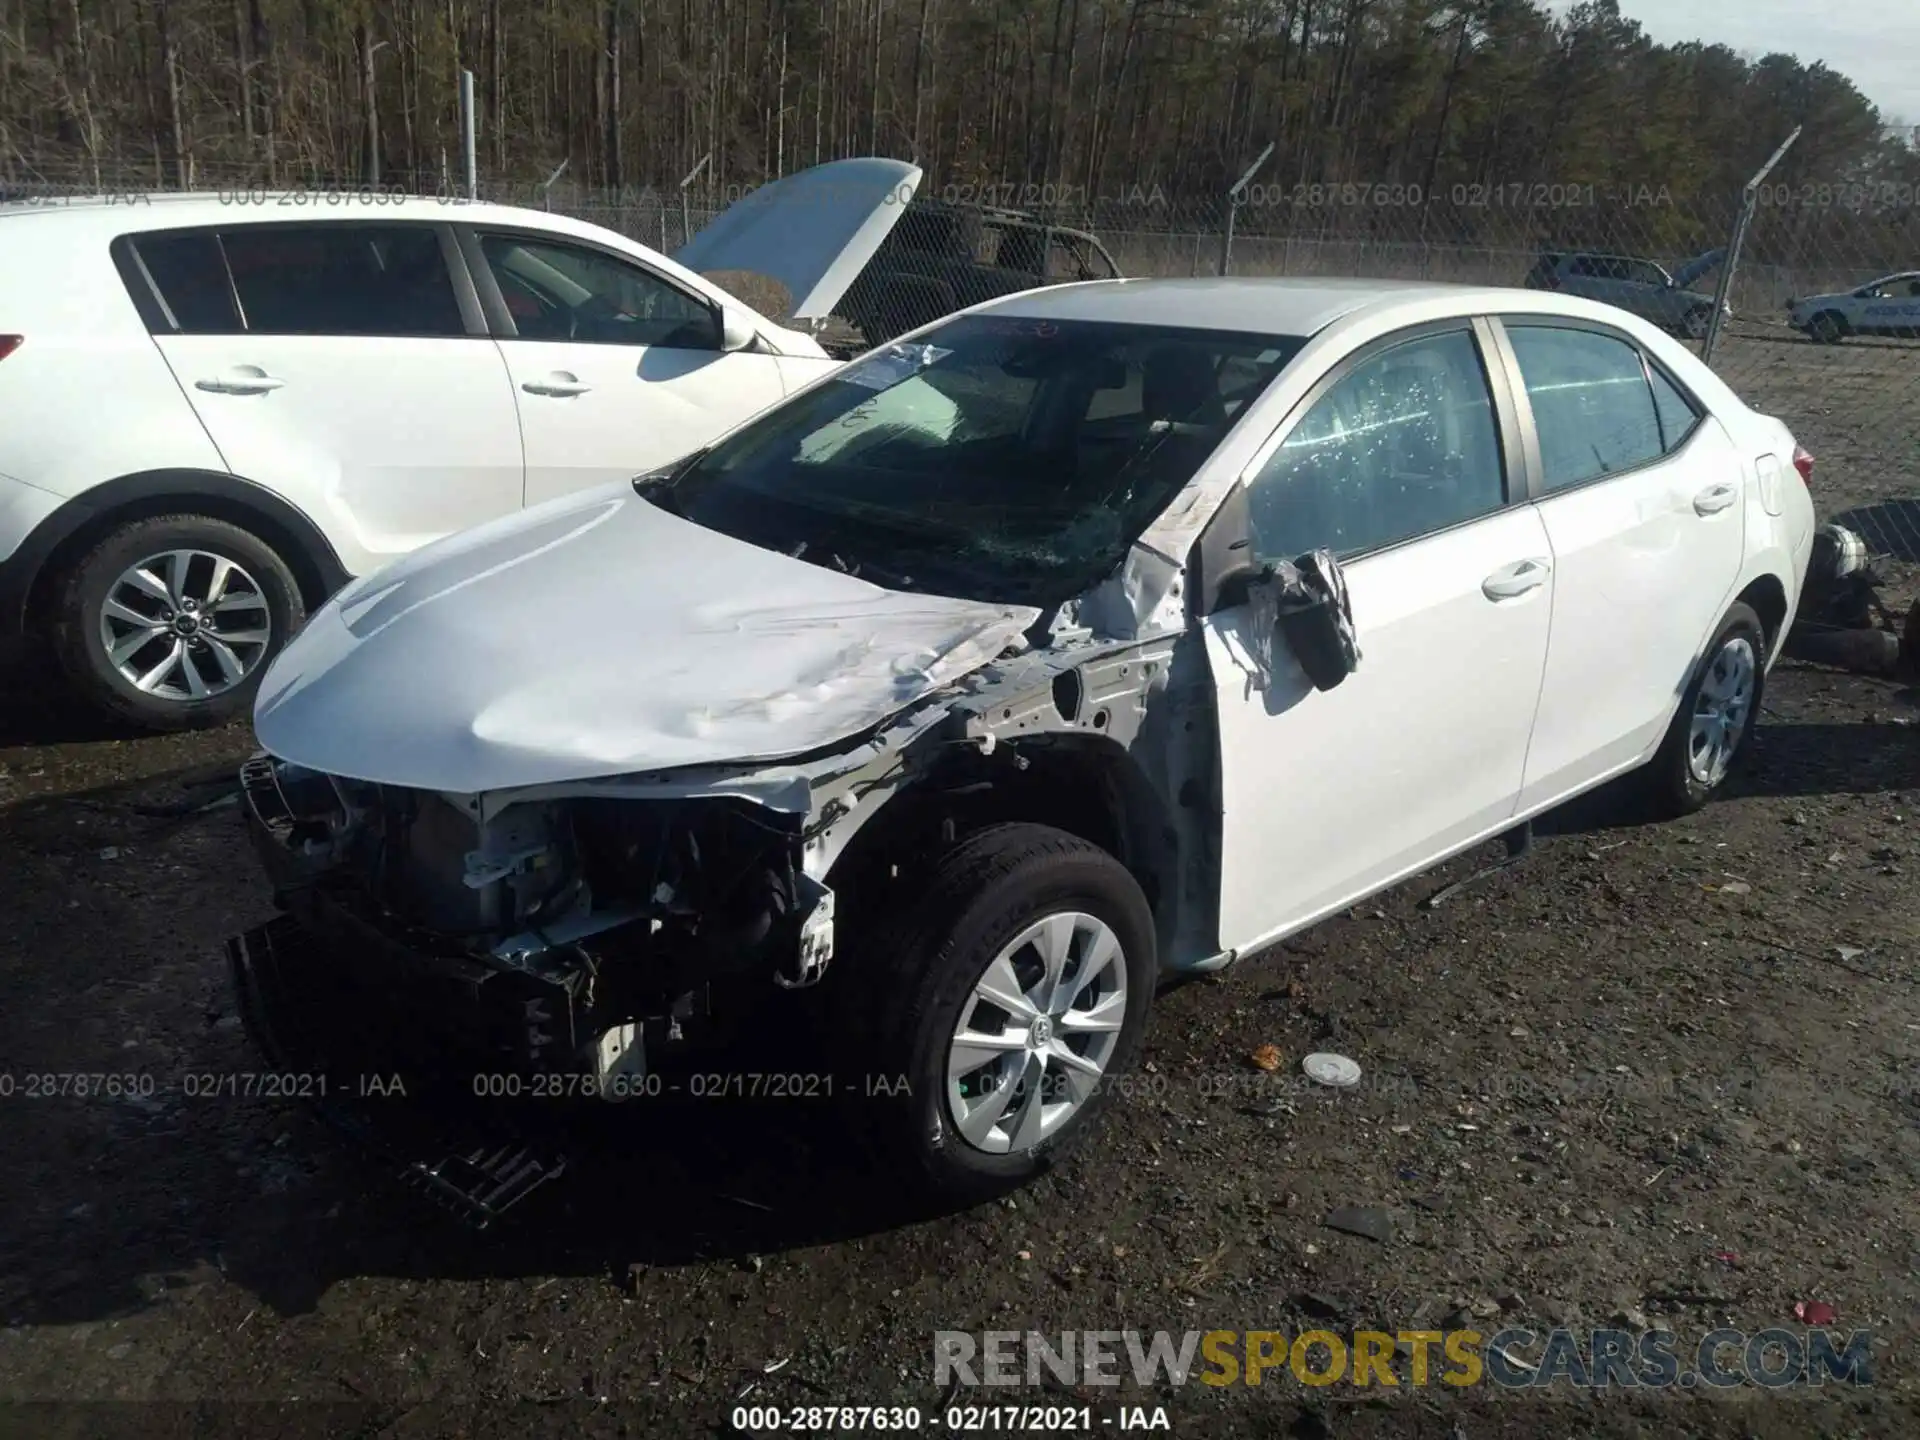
228;277;1815;1216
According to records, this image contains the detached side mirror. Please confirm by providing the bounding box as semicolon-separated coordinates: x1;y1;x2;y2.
1273;584;1355;691
718;306;759;352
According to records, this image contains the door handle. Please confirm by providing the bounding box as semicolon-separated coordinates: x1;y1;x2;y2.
195;368;284;395
1693;483;1738;515
522;373;592;397
1482;557;1551;600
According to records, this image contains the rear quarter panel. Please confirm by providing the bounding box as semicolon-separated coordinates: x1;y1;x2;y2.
0;214;227;498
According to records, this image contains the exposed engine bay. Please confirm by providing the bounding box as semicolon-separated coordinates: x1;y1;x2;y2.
237;754;836;1097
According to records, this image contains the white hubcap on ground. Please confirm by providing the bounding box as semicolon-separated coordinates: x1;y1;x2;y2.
946;911;1128;1155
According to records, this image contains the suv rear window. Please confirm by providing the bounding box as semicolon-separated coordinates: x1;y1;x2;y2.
128;224;466;338
132;232;242;333
221;225;465;337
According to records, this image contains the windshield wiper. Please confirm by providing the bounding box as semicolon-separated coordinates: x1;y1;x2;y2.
790;540;919;592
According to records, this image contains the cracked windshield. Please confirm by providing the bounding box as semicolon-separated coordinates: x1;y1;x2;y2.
649;315;1305;605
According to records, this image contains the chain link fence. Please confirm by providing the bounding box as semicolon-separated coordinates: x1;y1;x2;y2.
550;175;1920;589
7;158;1915;583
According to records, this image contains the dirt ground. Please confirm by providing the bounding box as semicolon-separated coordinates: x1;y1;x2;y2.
1;331;1917;1439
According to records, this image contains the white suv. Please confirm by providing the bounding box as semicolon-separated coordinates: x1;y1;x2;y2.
0;160;920;728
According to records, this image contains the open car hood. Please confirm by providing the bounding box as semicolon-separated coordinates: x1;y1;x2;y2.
252;484;1036;795
1670;247;1726;290
673;157;922;324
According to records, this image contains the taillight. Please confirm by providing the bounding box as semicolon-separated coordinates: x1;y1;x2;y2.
1792;445;1814;483
0;336;21;361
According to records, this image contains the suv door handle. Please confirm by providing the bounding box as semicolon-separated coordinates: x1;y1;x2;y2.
1482;557;1551;600
195;367;284;395
522;373;592;397
1693;483;1738;515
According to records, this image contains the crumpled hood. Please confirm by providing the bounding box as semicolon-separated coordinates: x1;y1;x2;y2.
254;483;1038;794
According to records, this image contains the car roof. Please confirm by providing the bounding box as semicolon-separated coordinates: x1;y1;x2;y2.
968;276;1633;337
0;191;599;242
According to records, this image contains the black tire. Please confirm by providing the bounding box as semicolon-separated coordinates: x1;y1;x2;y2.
835;823;1156;1203
1808;311;1846;345
1681;306;1711;341
47;513;306;732
1644;602;1766;819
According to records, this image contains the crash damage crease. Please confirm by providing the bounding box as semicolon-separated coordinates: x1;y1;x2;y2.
227;477;1236;1223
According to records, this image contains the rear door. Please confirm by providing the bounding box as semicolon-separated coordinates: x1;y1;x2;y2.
464;226;790;507
135;221;523;578
1204;321;1555;954
1495;318;1747;809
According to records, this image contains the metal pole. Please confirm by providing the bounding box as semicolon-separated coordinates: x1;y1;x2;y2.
458;70;478;200
678;152;711;249
1219;141;1275;278
1703;125;1801;365
364;39;388;188
540;158;569;211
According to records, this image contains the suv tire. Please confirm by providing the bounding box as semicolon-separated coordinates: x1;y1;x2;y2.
837;823;1156;1203
48;513;306;732
1644;602;1766;819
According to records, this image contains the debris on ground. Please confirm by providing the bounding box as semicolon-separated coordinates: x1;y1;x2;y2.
1321;1206;1394;1243
1249;1043;1284;1072
1783;525;1912;675
1302;1052;1361;1087
1794;1300;1838;1325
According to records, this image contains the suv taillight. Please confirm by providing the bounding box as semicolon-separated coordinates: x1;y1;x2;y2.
0;336;21;361
1792;445;1814;483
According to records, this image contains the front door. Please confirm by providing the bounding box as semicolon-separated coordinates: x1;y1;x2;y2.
1204;323;1554;955
470;230;792;507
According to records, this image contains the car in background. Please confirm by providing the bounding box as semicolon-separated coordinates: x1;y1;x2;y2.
226;276;1814;1216
1788;271;1920;342
0;158;921;729
1524;248;1728;339
837;200;1121;351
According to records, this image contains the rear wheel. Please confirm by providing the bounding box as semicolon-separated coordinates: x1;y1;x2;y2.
1644;602;1765;818
47;513;305;731
836;823;1156;1203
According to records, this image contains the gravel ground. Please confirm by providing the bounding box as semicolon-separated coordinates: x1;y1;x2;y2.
1;330;1917;1439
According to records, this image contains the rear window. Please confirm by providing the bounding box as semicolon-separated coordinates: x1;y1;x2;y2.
1506;324;1664;490
220;225;465;337
130;232;242;333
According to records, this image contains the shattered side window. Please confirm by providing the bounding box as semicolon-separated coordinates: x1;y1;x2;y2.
1245;328;1505;560
656;315;1306;605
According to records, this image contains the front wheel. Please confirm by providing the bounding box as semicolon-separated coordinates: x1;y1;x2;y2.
1681;306;1711;341
1807;311;1846;344
837;823;1156;1203
47;513;305;731
1643;602;1766;818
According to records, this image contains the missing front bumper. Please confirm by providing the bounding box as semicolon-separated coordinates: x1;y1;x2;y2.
226;916;568;1228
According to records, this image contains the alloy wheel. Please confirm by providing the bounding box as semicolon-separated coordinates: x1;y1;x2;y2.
98;549;274;701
